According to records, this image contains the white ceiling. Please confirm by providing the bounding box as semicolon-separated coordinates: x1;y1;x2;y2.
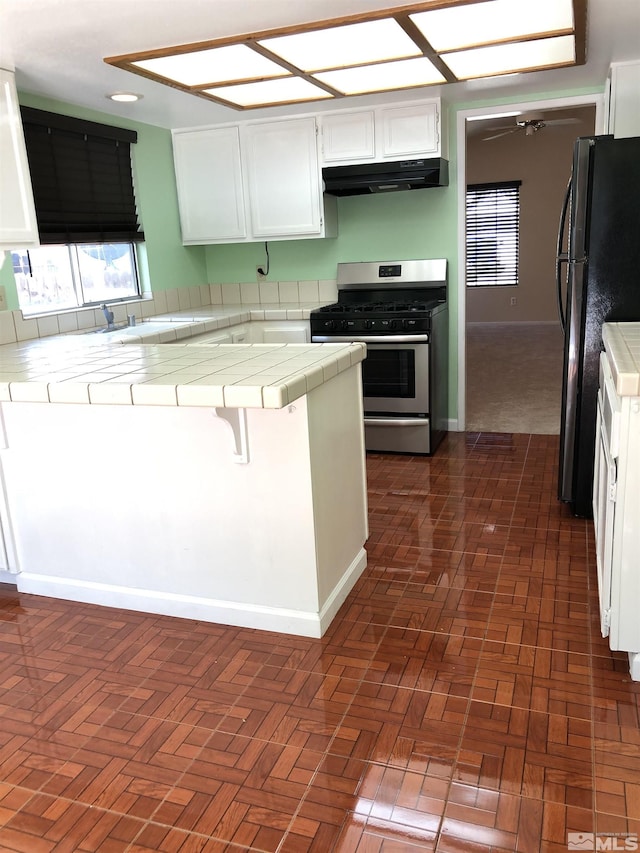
1;0;639;129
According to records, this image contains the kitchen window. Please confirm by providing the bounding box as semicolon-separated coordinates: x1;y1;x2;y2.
465;180;521;287
14;107;144;315
12;243;139;314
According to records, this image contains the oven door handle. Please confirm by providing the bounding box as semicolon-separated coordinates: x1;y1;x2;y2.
311;334;430;344
364;417;428;427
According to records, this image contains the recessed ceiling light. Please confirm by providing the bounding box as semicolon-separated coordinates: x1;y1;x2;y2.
108;92;143;103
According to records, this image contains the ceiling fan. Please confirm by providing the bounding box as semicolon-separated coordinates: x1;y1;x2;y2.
482;112;581;141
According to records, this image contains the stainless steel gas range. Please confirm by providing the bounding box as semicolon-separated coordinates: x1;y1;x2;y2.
310;259;448;455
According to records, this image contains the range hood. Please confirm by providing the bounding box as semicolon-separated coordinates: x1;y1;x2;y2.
322;158;448;196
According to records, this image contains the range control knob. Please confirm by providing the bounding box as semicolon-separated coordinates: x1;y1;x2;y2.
387;318;398;330
324;319;336;331
364;319;374;330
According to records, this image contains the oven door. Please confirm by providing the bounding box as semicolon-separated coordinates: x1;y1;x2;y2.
311;333;432;454
311;334;429;414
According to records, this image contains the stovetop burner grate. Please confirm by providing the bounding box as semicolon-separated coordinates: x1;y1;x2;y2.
314;299;442;315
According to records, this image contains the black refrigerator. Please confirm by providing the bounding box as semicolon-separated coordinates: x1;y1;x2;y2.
557;134;640;518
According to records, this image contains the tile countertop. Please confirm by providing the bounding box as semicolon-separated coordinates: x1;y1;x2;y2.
0;304;366;409
602;322;640;396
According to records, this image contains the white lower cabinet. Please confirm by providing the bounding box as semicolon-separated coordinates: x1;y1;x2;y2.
184;321;309;346
593;351;640;679
0;68;39;250
172;116;336;245
249;321;310;343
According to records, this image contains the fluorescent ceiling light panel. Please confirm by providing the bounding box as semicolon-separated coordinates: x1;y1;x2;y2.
104;1;585;110
410;0;574;52
315;57;446;95
204;77;334;108
132;44;287;86
259;19;421;72
443;35;576;80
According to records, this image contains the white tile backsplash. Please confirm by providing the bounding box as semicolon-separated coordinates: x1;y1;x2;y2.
36;315;60;338
0;313;16;345
259;281;279;304
1;277;325;346
240;282;259;303
278;281;299;302
222;283;241;304
13;313;39;342
76;310;95;330
319;279;338;303
152;290;168;315
298;280;319;302
165;289;180;312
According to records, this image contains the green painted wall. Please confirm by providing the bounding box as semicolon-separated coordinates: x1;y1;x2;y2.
205;185;456;283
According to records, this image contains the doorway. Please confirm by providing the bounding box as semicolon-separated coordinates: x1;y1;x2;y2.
456;96;601;433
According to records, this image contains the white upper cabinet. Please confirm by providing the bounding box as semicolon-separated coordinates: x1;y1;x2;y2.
172;115;336;245
172;126;246;244
320;99;442;166
321;110;376;163
0;68;39;250
605;62;640;139
243;117;324;239
380;103;439;158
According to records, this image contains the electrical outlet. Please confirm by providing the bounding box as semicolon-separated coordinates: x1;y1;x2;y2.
510;296;517;306
0;286;6;310
256;266;266;281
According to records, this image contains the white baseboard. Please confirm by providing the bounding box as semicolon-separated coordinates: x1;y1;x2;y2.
318;548;367;635
0;570;17;585
16;547;368;638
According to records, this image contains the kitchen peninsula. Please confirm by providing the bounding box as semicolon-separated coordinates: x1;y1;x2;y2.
0;326;368;638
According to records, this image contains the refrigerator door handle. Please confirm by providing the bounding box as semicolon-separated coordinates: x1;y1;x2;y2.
556;176;571;332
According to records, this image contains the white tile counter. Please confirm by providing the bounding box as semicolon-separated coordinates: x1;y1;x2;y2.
602;322;640;396
0;303;364;409
0;338;365;409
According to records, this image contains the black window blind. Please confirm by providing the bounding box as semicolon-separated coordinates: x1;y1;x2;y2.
466;181;521;287
20;107;144;245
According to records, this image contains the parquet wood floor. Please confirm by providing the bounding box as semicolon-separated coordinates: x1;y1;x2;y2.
0;433;638;851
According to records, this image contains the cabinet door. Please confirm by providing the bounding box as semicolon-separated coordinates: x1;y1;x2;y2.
0;69;39;250
321;111;375;163
593;393;616;639
607;62;640;139
380;103;439;158
262;324;309;343
172;126;246;243
243;118;322;238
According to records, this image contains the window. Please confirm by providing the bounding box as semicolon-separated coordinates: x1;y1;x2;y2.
466;180;521;287
14;107;144;314
12;243;139;314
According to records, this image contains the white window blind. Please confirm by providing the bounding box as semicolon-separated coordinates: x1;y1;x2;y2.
466;181;521;287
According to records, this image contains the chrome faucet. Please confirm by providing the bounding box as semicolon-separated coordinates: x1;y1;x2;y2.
101;303;115;329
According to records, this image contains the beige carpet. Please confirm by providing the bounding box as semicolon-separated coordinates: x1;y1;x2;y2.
465;322;564;434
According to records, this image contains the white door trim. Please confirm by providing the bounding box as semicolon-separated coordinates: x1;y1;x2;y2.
455;93;605;431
